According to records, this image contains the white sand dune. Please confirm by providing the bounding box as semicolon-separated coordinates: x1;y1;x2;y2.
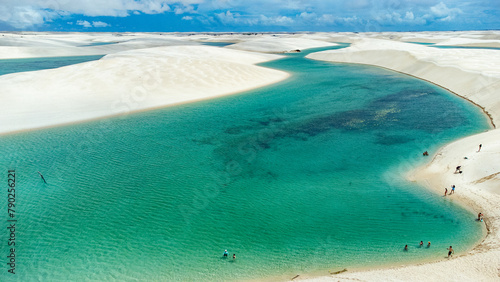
226;36;336;53
180;33;338;52
310;30;500;46
0;32;337;59
432;38;500;48
0;45;288;135
377;30;500;44
0;32;200;59
306;37;500;281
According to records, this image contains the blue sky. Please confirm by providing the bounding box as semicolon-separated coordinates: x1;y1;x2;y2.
0;0;498;32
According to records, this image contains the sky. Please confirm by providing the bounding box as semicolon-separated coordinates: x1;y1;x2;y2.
0;0;498;32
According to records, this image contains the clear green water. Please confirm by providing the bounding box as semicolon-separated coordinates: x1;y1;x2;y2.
0;46;490;281
430;45;500;50
78;42;117;47
0;55;104;76
201;42;235;47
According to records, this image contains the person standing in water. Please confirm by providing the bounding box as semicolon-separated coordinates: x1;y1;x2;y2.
419;241;423;247
223;250;228;257
233;254;236;260
427;242;431;247
404;245;408;251
447;246;454;258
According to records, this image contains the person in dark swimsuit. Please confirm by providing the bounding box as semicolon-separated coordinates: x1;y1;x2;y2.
447;246;454;258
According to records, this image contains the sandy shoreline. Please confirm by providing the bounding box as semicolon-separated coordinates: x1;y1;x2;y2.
305;35;500;281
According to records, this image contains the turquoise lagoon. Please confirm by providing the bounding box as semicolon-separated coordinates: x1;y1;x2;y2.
407;42;500;50
0;46;490;281
0;55;104;76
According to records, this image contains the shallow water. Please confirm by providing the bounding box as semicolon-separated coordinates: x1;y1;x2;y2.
0;46;490;281
78;42;117;47
407;41;500;50
201;42;235;47
430;45;500;50
0;55;104;76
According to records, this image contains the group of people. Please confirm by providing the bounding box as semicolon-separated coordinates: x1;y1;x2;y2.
453;145;483;174
404;241;431;251
404;242;454;258
444;185;456;196
423;143;481;158
414;144;484;260
223;250;236;260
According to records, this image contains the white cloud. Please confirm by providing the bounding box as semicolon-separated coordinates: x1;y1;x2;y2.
92;21;109;27
215;10;237;25
379;12;404;24
0;0;181;29
405;11;414;21
142;0;171;14
341;16;362;24
318;14;335;24
0;6;56;28
429;2;462;21
299;12;317;21
0;0;493;30
75;20;110;28
182;16;193;20
215;10;294;26
214;10;258;25
374;10;427;26
76;20;92;28
259;15;294;25
174;5;196;15
431;2;451;17
55;0;172;16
